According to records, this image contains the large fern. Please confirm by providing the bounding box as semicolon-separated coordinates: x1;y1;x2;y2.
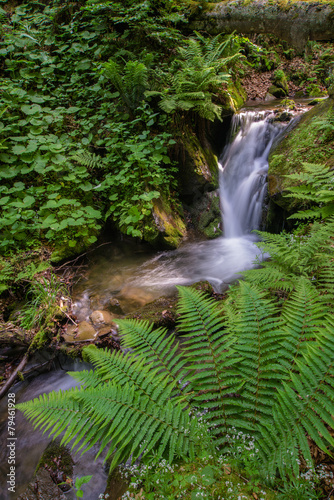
18;281;334;479
285;163;334;220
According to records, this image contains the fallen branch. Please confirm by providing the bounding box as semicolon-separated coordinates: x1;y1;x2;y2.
0;354;29;399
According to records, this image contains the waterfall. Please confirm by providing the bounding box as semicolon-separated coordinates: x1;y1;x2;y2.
220;111;283;238
72;109;287;316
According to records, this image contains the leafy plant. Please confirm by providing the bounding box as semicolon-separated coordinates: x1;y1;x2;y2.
147;33;242;121
18;279;334;482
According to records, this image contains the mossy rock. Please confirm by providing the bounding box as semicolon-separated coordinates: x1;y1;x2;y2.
189;190;223;239
144;194;187;248
268;85;287;98
268;97;334;215
225;79;247;113
176;123;219;197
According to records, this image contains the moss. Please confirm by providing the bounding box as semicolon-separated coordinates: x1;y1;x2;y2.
268;98;334;212
268;85;286;98
198;193;223;239
226;79;247;112
177;123;219;195
147;195;187;248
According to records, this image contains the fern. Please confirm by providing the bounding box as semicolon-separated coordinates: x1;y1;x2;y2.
102;59;148;112
72;150;105;170
18;282;334;479
285;163;334;220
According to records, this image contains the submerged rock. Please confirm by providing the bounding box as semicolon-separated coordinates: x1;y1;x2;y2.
90;309;115;326
62;320;96;343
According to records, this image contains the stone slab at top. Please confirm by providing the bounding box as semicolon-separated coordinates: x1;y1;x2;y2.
191;1;334;51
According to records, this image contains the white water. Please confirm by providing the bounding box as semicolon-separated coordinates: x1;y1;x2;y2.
72;110;285;317
0;111;286;498
220;111;282;238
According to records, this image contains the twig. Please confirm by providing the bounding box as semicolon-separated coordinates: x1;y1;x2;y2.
55;242;112;270
0;354;29;399
327;486;334;499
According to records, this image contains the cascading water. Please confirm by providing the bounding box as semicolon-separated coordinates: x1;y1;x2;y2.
72;109;286;318
0;110;288;498
220;111;283;238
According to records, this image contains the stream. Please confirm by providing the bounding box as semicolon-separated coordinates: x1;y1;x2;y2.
71;107;286;319
0;103;307;500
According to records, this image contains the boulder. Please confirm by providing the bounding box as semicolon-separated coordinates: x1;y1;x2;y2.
192;1;334;53
17;468;66;500
62;320;96;343
90;309;115;326
267;98;334;222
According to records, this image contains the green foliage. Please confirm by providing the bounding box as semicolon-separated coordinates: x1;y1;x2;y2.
149;33;242;121
285;163;334;220
18;274;334;483
102;59;148;113
119;452;278;499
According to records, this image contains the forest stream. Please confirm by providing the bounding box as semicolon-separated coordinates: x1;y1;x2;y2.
0;102;310;500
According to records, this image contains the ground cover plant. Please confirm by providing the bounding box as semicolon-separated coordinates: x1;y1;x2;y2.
17;160;334;498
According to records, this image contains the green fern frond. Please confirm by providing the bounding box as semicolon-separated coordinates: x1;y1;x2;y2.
116;319;190;401
280;278;327;369
72;150;105;170
270;323;334;474
225;282;285;432
176;286;239;441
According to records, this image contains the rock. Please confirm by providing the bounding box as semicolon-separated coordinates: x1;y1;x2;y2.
174;123;219;198
146;194;187;248
187;190;223;239
268;85;286;99
272;110;293;123
308;98;325;106
62;320;96;343
108;298;123;315
265;93;276;102
116;286;155;313
17;468;66;500
272;69;289;95
90;309;115;326
191;1;334;53
127;281;215;329
267;98;334;225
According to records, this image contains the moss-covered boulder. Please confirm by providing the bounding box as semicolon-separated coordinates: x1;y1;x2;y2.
268;98;334;216
176;123;220;197
188;190;223;239
144;195;187;248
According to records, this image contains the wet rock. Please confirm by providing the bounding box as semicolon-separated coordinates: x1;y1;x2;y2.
108;298;123;315
174;123;219;198
90;309;115;326
267;97;334;224
117;286;155;313
272;110;293;122
187;190;223;239
128;281;215;329
147;194;187;248
62;320;96;343
89;292;105;311
17;468;66;500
